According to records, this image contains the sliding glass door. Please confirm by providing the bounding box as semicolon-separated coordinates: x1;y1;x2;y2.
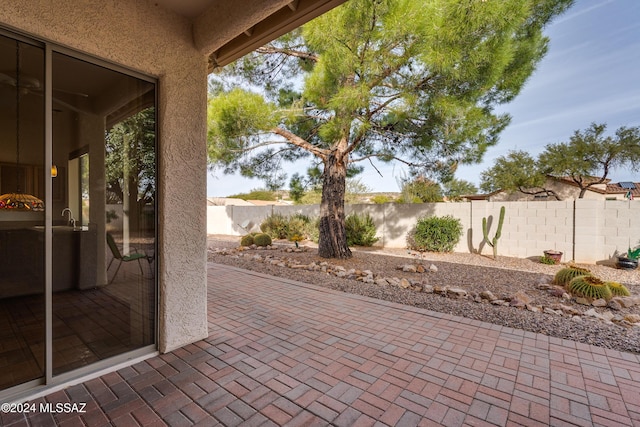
0;34;46;391
0;30;157;396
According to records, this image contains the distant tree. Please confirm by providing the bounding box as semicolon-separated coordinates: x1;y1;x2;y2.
538;123;640;198
481;124;640;200
345;177;373;204
399;176;443;203
288;173;306;203
105;107;156;231
442;178;478;201
208;0;573;258
227;189;276;201
298;176;371;205
370;194;395;204
480;150;561;200
290;165;362;204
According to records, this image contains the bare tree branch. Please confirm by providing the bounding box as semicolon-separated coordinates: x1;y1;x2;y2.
271;127;328;160
517;186;563;201
256;46;318;62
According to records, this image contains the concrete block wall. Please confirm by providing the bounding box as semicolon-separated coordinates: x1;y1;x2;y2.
594;200;640;263
207;200;640;264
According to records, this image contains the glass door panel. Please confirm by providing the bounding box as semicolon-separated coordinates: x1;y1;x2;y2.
51;51;156;375
0;34;45;390
0;30;156;396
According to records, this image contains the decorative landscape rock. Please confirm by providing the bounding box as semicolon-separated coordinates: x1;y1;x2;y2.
447;288;468;298
399;264;417;273
625;314;640;324
511;291;532;306
548;286;567;298
480;290;497;301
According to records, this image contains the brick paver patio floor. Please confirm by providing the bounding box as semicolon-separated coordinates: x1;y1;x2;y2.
3;263;640;426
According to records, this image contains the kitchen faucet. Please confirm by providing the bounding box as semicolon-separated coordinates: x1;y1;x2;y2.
61;207;76;229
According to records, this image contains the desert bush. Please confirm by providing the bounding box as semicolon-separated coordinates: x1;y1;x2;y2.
228;189;276;201
370;194;393;204
567;276;613;301
253;233;272;247
304;217;320;243
287;215;310;241
408;215;462;252
240;234;254;247
345;212;379;247
260;213;289;239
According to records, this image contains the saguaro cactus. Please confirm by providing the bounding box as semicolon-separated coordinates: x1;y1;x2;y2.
482;206;505;260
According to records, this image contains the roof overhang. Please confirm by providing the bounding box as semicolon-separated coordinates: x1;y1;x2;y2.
203;0;347;71
151;0;347;72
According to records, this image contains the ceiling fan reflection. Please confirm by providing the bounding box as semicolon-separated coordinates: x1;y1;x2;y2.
0;71;89;97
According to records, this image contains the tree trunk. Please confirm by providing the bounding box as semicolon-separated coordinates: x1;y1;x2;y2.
578;187;587;198
318;151;352;259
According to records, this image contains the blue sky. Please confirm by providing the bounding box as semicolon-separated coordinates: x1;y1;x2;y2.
208;0;640;196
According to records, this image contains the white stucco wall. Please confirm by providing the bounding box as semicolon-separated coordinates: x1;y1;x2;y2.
208;200;640;264
1;0;208;352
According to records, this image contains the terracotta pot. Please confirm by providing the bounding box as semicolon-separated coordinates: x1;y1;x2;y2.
543;250;563;263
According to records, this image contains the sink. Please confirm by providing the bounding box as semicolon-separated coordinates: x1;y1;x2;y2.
32;225;87;231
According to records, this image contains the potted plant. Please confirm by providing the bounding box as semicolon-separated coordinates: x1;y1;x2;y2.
617;246;640;270
543;250;563;264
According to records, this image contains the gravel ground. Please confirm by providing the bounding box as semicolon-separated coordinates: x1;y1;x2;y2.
208;235;640;354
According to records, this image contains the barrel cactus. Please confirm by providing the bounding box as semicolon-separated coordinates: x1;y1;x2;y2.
553;266;592;288
605;281;631;297
567;276;613;301
240;234;254;247
253;233;272;247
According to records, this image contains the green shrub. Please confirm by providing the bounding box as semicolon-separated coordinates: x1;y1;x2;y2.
540;255;557;265
253;233;272;247
567;276;613;301
260;213;289;239
605;281;631;297
345;213;379;247
408;215;462;252
553;267;592;287
240;234;254;247
228;189;276;201
286;215;310;241
304;217;320;243
370;194;393;204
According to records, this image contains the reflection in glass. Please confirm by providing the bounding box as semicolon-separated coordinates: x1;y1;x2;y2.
0;32;156;395
52;52;156;375
0;35;45;390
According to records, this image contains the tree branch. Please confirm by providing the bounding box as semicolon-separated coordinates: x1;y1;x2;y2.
271;127;328;160
350;153;423;168
517;186;562;201
256;46;318;62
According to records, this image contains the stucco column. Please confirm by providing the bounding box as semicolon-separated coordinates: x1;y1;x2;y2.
157;60;210;353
